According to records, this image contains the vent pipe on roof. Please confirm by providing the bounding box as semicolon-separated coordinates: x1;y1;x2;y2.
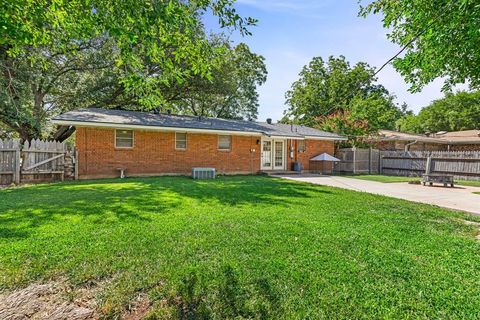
266;118;272;124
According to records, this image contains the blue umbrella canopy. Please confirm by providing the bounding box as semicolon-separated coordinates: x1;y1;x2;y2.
310;153;340;162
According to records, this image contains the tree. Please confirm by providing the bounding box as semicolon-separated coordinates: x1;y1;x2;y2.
360;0;480;91
316;94;405;146
317;111;371;147
2;0;256;107
0;37;127;141
397;91;480;133
283;56;393;126
163;39;267;120
1;1;260;140
349;94;403;132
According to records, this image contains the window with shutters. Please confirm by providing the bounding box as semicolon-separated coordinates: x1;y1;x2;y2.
115;129;134;148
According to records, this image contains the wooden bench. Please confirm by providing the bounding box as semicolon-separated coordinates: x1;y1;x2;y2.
422;174;454;187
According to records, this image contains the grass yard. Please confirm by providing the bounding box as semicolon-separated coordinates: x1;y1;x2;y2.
343;174;480;187
1;176;480;318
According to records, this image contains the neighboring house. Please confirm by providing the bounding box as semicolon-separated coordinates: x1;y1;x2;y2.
52;108;346;179
372;129;480;151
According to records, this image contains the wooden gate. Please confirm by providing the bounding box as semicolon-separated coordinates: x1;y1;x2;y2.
0;138;75;185
21;139;67;183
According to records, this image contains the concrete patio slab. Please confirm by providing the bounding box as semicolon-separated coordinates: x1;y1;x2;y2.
274;175;480;215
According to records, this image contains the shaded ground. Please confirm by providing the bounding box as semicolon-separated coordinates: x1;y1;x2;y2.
1;176;480;318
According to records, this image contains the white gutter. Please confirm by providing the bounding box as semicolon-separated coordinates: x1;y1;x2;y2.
267;135;304;140
304;135;348;141
52;119;263;137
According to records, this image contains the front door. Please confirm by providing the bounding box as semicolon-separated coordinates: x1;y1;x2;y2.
261;139;285;170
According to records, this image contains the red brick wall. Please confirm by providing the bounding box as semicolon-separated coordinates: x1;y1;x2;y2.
76;127;261;179
286;139;335;171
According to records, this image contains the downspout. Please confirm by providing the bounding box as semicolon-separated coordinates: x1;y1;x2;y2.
404;140;417;151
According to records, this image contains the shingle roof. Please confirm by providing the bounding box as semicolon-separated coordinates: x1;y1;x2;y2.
374;129;480;144
52;108;346;140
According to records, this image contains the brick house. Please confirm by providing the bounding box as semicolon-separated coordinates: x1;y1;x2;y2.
372;129;480;152
52;108;346;179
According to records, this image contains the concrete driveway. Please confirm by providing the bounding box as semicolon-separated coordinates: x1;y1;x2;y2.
275;175;480;215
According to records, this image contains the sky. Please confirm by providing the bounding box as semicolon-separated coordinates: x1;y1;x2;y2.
204;0;456;122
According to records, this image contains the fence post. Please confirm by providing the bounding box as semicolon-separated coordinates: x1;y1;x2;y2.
379;154;383;174
74;149;79;180
14;148;21;184
425;156;432;175
352;147;357;174
368;148;372;174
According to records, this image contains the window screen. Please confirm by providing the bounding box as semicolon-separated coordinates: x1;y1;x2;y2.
218;135;232;150
176;132;187;149
115;129;134;148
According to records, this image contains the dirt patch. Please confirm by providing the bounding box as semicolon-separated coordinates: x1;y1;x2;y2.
0;278;156;320
461;219;480;241
462;220;480;227
122;293;152;320
0;278;104;320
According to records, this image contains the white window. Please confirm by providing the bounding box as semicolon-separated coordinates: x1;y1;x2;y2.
176;132;187;149
115;129;134;148
218;135;232;150
297;140;306;152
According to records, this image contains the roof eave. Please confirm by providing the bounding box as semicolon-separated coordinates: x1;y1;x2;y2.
304;135;347;141
51;119;347;141
51;119;263;136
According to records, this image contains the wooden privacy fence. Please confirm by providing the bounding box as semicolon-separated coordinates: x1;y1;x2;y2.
381;151;480;181
334;148;380;174
334;148;480;181
0;139;20;185
0;138;77;185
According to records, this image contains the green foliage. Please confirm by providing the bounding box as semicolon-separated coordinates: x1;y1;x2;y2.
1;2;264;139
397;91;480;133
0;37;123;140
1;176;480;318
284;56;406;144
317;111;371;147
162;38;267;120
2;0;255;88
284;56;389;126
349;94;403;131
360;0;480;91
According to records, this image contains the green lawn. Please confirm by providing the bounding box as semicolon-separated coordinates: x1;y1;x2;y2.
1;176;480;318
343;174;480;187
